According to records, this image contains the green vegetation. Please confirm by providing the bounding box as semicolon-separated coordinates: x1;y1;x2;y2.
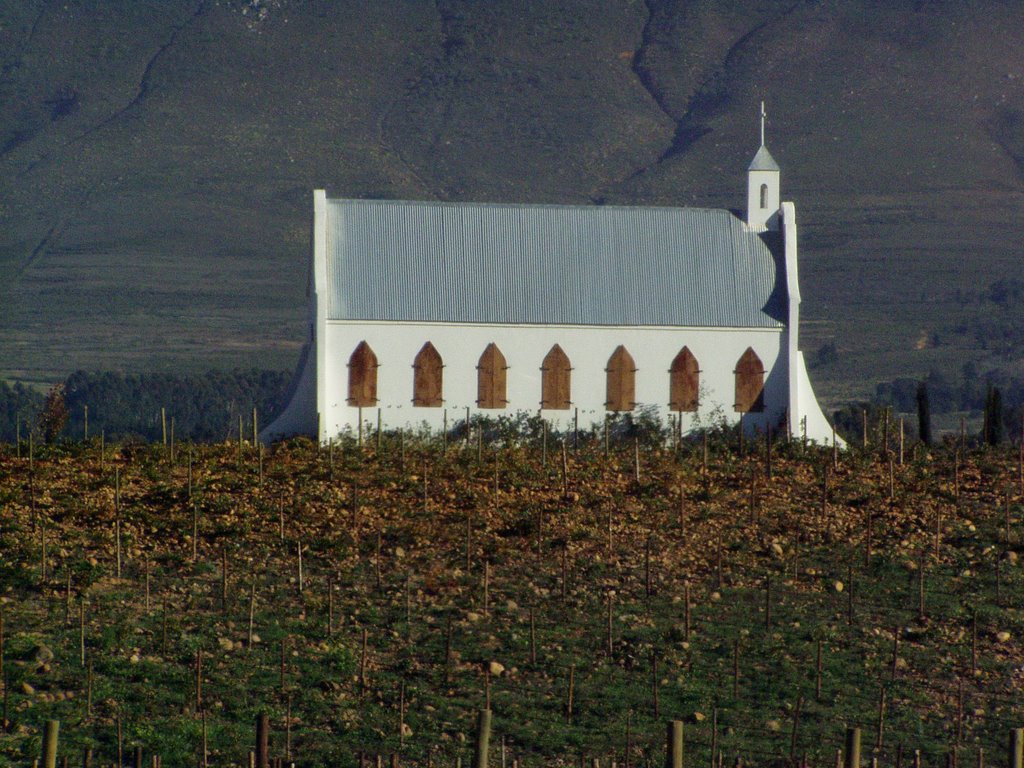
2;427;1024;766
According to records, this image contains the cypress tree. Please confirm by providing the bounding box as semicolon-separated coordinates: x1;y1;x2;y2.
917;380;932;447
985;386;1003;446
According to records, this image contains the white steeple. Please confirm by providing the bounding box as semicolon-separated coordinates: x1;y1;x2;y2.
746;101;780;231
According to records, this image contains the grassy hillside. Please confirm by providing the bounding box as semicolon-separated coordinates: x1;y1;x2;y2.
1;1;1023;406
2;431;1024;765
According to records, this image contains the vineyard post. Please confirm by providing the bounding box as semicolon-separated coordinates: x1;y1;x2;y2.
474;709;492;768
815;640;822;699
566;664;575;723
161;407;167;446
42;719;59;768
359;407;364;448
529;607;537;664
918;552;926;620
665;721;683;768
845;727;862;768
876;687;886;748
790;696;803;762
732;639;740;698
891;629;899;682
683;582;691;641
651;652;659;718
252;407;258;446
443;614;453;683
899;419;905;465
79;598;86;666
256;714;269;768
83;405;88;441
606;592;614;655
377;408;382;452
134;746;143;768
1010;729;1024;768
542;420;548;467
970;611;977;675
249;581;257;649
833;422;838;469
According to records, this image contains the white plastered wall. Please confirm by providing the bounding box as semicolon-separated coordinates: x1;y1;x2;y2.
319;321;786;439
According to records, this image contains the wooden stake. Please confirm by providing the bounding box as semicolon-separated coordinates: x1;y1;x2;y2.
248;580;256;650
815;639;822;699
529;607;537;664
566;664;575;723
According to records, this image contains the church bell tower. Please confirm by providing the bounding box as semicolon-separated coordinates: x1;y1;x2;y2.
747;102;780;232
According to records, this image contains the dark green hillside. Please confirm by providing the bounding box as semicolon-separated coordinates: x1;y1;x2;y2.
1;1;1023;406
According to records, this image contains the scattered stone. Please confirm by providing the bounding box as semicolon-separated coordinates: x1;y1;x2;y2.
34;645;54;665
487;661;505;677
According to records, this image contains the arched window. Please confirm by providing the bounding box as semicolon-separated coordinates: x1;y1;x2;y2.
669;347;699;412
760;183;769;209
605;345;637;412
413;342;443;407
347;341;379;407
540;344;571;410
734;347;765;413
477;343;508;409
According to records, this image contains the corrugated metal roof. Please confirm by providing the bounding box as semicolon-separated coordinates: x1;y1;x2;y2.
324;198;786;328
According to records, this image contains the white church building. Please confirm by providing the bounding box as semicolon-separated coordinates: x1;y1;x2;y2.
261;125;838;445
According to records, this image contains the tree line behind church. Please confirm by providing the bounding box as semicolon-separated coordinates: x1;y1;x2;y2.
0;369;291;444
3;363;1024;445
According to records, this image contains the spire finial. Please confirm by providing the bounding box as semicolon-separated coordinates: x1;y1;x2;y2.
760;101;766;147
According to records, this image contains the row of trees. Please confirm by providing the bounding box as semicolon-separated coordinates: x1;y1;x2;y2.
0;369;291;443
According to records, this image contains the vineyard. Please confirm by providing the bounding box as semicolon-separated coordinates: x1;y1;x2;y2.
1;422;1024;767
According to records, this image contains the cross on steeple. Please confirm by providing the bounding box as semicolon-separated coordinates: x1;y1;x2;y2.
760;101;766;147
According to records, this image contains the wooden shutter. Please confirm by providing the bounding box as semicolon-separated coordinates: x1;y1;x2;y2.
477;343;508;409
347;341;379;407
413;342;443;407
669;347;699;412
605;345;636;412
734;347;765;413
540;344;571;410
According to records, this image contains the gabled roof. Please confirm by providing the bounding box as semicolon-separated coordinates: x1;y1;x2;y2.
322;198;786;329
749;145;780;172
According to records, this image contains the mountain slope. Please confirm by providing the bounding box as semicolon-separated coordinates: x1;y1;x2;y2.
1;0;1023;407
